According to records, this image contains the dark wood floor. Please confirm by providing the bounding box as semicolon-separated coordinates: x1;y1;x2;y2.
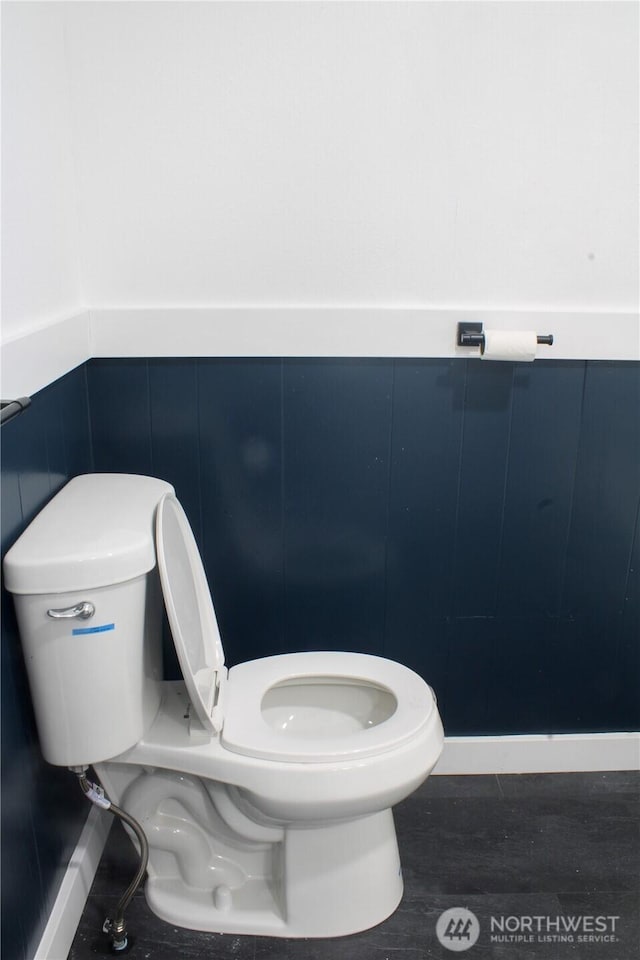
69;772;640;959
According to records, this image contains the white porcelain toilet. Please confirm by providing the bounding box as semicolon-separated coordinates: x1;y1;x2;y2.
4;473;443;938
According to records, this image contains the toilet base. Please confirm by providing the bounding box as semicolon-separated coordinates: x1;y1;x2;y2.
97;759;407;939
144;809;403;938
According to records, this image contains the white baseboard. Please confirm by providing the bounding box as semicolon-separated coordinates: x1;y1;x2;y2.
33;805;112;960
433;732;640;775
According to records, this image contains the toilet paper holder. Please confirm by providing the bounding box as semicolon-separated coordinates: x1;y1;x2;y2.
456;322;553;351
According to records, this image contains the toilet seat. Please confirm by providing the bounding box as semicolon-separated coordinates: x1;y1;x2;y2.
156;493;435;765
222;651;435;763
156;494;227;733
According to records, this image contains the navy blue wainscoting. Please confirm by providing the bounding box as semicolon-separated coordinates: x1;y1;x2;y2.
5;356;637;960
86;357;640;736
1;365;94;960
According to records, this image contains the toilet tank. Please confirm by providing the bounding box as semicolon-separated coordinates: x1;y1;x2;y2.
3;474;174;767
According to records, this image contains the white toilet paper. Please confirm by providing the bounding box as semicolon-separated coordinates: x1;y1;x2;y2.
481;329;538;362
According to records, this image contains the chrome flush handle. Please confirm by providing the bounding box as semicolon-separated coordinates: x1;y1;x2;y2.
46;602;95;620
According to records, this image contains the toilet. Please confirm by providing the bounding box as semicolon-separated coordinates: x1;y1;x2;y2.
4;473;443;938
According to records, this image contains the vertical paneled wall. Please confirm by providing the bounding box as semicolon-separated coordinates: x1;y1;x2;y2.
1;366;94;960
1;356;638;960
87;357;640;735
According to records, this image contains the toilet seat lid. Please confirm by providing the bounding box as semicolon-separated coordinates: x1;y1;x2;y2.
155;494;225;733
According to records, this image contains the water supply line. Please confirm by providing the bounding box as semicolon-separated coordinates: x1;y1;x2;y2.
71;767;149;954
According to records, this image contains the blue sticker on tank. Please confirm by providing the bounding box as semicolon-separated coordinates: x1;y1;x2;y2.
72;623;115;636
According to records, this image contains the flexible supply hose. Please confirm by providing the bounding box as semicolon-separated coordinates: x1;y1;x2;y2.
74;769;149;953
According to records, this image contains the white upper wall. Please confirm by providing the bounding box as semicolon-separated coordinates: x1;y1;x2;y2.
1;2;83;342
63;0;638;310
1;0;638;394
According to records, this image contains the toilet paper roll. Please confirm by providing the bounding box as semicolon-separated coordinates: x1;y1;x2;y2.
481;329;538;362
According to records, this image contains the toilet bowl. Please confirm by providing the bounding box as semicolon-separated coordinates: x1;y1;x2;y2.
4;474;443;938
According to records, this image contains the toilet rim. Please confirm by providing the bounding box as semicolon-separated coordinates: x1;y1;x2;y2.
154;492;436;764
221;650;436;763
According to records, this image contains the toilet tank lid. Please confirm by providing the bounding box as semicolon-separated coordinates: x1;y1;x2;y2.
3;474;175;594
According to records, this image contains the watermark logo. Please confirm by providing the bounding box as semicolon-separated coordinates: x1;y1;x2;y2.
489;914;620;946
436;908;480;952
435;909;621;952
